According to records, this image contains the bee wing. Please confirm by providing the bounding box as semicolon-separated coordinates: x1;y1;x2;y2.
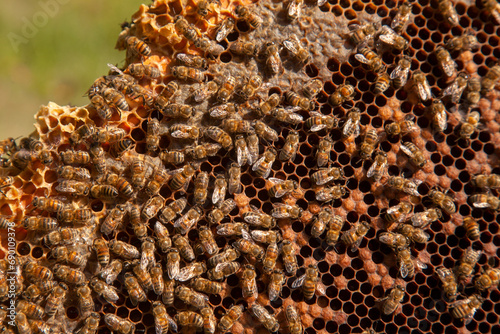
269;286;280;301
262;165;272;179
156;323;164;334
354;53;370;65
399;263;409;278
269;177;285;185
399;143;413;157
410;211;428;227
442;81;459;100
273;187;289;198
168;262;180;280
237;145;246;166
55;180;79;193
318;0;328;5
415;259;427;270
342;118;354;137
252;156;265;171
316;282;326;296
166;313;178;333
379;232;393;245
310;123;327;132
390;65;405;80
282;39;298;53
241;228;252;241
366;160;380;179
404;185;421;197
212;186;226;205
291;274;307;288
350;235;364;252
215;262;230;272
154;222;168;238
176;265;195;282
472;201;491;209
170;130;190;139
140;252;151;270
353;123;360;138
243;212;262;225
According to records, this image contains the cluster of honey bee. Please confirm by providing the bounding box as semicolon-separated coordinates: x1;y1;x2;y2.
1;0;500;333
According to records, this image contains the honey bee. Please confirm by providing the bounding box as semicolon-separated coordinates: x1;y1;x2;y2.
152;222;171;253
102;87;129;111
460;111;481;139
208;103;236;120
174;311;204;330
88;145;105;176
169;163;196;191
285;91;314;112
176;52;208;70
187;144;222;162
126;36;151;57
348;22;378;46
397;223;430;244
176;284;209;308
325;214;345;247
315;136;333;167
207;261;241;280
412;70;432;101
379;285;405;315
306;113;338;134
401;141;427;168
481;64;500;93
22;216;58;231
374;72;391;95
174;206;203;235
429;189;456;214
483;0;500;22
144;118;160;152
216;17;235;42
340;109;361;139
238;75;262;100
435;46;457;78
140;237;156;271
461;216;480;240
123;271;147;305
226;162;241;195
235;5;262;29
111;138;134;157
11;149;51;169
455;247;482;281
328;84;356;106
278;131;300;161
283;36;310;64
472;173;500;189
341;221;371;252
446;32;479;52
76;311;100;334
128;83;155;106
217;75;236;103
386;176;421;197
240;264;257;299
171;65;205;82
152;301;171;334
449;294;484;325
104;314;136;334
191;277;223;295
207;246;241;267
57;166;91;181
127;63;160;79
191;172;209;205
390;55;412;89
53;264;87;285
146;166;170;196
246;132;259;163
251;230;281;245
159;150;185;166
16;300;44;320
50;246;88;267
163;249;180;281
265;268;284;300
281;240;298;276
174;15;198;41
272;203;303;219
411;208;442;228
109;239;140;260
359;128;380;160
267;178;297;198
427;99;448;132
199;307;216;334
385;202;412;226
100;204;126;235
32;196;65;213
90;277;119;303
286;0;303;19
60;149;90;165
399;246;427;278
271;108;304;126
229;41;258;57
99;259;123;284
69;124;95;146
310;207;332;238
205;126;233;150
0;137;16;156
464;76;481;106
191;81;218;103
253;121;278;143
44;282;68;317
129;158;147;189
355;47;384;73
315;185;347;202
222;118;254;134
75;285;94;317
470;193;500;210
259;93;280;116
443;72;468;103
251;304;280;332
189;227;214;255
43;226;90;247
391;1;412;32
312;167;344;185
173;234;196;262
379;25;409;50
234;236;265;260
218;304;244;333
438;0;459;26
159;197;187;224
216;222;248;236
55;179;91;196
206;198;234;226
366;151;387;181
252;147;277;179
262;42;282;75
293;264;322;300
474;259;500;292
435;267;459;301
141;195;164;222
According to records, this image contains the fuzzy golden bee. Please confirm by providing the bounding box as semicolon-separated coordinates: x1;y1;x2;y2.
449;295;484;325
329;84;356;106
400;141;427;168
348;22;378;46
238;75;262;100
379;285;405;315
367;151;387;181
218;304;243;333
292;264;321;300
436;267;458;301
235;5;262;29
412;70;432;101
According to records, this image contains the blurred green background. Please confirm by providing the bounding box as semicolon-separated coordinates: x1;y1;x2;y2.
0;0;147;139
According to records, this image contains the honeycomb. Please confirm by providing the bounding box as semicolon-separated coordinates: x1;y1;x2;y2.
1;0;500;334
